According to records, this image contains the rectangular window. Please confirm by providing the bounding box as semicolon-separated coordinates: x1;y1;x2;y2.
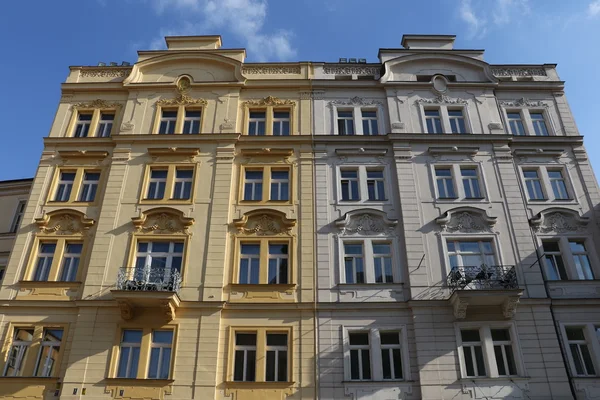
461;329;487;377
34;329;63;377
74;113;92;138
337;110;355;135
268;243;288;284
172;168;193;200
59;243;82;282
344;243;365;284
523;169;545;200
182;109;201;134
135;241;183;276
244;170;263;201
530;112;549;136
78;171;100;202
448;109;467;133
542;240;568;281
366;170;386;201
117;330;142;378
248;111;266;136
566;327;596;376
373;243;393;283
265;333;288;382
461;167;482;199
425;109;443;134
569;240;594;280
448;240;495;269
270;170;289;201
507;112;525;136
380;332;403;380
96;112;114;137
239;244;260;284
491;329;517;376
33;243;56;282
146;169;168;200
273;111;290;136
341;169;360;201
234;333;257;382
362;110;379;135
158;110;177;134
54;171;76;202
349;332;371;380
435;168;456;199
0;266;5;283
148;330;173;379
548;170;569;200
10;200;26;233
2;328;34;376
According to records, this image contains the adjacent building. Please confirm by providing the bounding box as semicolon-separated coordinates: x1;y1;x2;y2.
0;34;599;400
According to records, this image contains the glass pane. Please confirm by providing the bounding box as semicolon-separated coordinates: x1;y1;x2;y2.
236;333;257;346
345;244;362;255
569;241;586;253
274;111;289;119
506;345;517;375
350;349;360;380
123;330;142;343
117;347;131;377
267;333;287;346
380;332;400;345
361;349;371;379
494;346;506;375
153;331;173;344
373;243;390;255
250;111;266;119
382;348;391;379
543;241;560;252
566;327;584;342
581;345;596;375
362;110;376;118
246;350;256;381
234;350;245;381
241;244;260;255
461;329;481;342
349;333;369;346
148;347;159;378
491;329;510;341
474;346;486;376
459;242;480;253
278;350;287;381
266;351;276;381
160;348;171;379
392;348;403;379
570;344;585;375
436;168;451;177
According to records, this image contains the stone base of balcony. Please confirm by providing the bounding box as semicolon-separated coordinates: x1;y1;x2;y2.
449;288;523;319
111;290;181;321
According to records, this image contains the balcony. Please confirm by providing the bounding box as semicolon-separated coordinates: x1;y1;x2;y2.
446;265;523;319
111;267;181;321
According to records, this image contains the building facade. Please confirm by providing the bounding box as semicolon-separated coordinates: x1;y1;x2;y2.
0;34;599;400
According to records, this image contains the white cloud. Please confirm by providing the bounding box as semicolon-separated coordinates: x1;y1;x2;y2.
148;0;296;61
460;0;487;39
589;0;600;17
493;0;530;25
459;0;530;39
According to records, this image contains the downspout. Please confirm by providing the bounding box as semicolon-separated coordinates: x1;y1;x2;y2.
550;306;577;399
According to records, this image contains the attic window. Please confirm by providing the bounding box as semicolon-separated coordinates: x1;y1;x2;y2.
416;74;456;82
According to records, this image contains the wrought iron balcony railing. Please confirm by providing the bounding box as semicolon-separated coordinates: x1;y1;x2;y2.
116;267;181;293
447;264;518;292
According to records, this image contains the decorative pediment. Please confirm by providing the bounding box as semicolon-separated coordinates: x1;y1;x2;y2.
156;93;207;107
335;209;398;236
428;146;479;156
132;208;194;235
35;210;95;235
416;95;468;105
436;207;497;233
328;96;383;107
335;148;388;157
239;148;293;158
147;147;200;158
530;209;589;234
243;96;296;107
72;99;121;110
499;98;548;108
58;150;109;160
233;210;296;236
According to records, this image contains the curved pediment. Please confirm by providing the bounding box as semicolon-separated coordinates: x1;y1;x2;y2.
381;53;496;83
335;209;398;236
436;207;497;233
124;52;244;85
233;209;296;236
530;208;589;234
132;207;195;235
35;210;95;236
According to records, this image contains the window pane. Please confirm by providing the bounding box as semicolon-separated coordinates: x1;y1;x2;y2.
494;346;506;376
148;347;159;378
123;330;142;343
581;345;596;375
491;329;510;341
506;346;517;375
349;332;369;346
153;331;173;344
381;348;391;379
350;349;360;380
234;350;245;381
236;333;257;346
266;351;276;381
278;350;287;381
461;329;481;342
267;333;287;346
474;346;486;376
361;349;371;379
570;344;586;375
380;332;400;345
345;244;363;255
246;350;256;381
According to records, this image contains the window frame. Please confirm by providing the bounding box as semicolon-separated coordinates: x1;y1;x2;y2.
336;164;391;205
9;199;27;233
48;167;103;205
560;323;600;378
126;235;190;286
140;164;197;204
338;238;400;284
418;104;472;135
535;236;599;281
455;322;525;379
243;106;295;136
24;237;87;283
233;238;294;286
67;106;119;138
430;163;487;202
239;165;293;205
330;105;385;136
501;107;555;137
518;165;576;203
440;234;505;279
153;105;205;135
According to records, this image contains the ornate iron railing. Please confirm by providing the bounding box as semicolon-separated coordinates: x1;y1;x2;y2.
116;267;181;293
447;265;518;292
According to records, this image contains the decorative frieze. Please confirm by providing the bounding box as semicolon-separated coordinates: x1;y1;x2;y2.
499;98;548;108
323;66;380;76
72;99;122;110
491;67;547;77
132;208;195;235
328;96;383;107
156;93;207;107
242;66;301;75
79;68;132;78
436;208;497;233
416;95;468;105
36;210;95;235
530;210;589;234
336;209;398;236
233;210;296;236
243;96;296;107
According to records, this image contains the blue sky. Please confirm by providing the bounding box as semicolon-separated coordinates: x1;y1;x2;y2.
0;0;599;181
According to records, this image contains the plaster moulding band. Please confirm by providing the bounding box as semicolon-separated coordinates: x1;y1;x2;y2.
498;98;548;108
335;148;388;157
147;147;200;157
58;150;109;160
428;146;479;156
241;66;301;75
512;148;564;158
243;96;296;107
239;148;294;158
491;67;547;77
415;95;468;105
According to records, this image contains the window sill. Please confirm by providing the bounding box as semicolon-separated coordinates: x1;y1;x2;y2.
46;201;96;206
0;376;59;382
104;378;174;385
225;381;295;388
230;283;296;289
238;200;292;205
459;376;529;382
139;199;193;205
18;280;82;287
343;380;414;384
338;282;403;287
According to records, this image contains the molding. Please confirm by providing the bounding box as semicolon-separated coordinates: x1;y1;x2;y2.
58;150;109;160
79;67;132;78
239;148;294;158
131;207;195;235
243;96;296;107
428;146;479;156
328;96;383;107
416;94;468;105
323;66;380;76
335;209;398;236
512;148;564;158
488;122;503;130
233;209;296;236
147;147;200;157
72;99;122;110
335;148;388;156
436;207;497;233
491;67;547;77
156;93;207;107
35;210;95;235
529;208;589;234
242;66;301;75
498;98;548;108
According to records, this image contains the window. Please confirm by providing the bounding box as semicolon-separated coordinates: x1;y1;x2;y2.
96;112;114;137
507;112;525;136
34;329;64;377
425;109;443;134
367;170;386;201
570;240;594;280
0;265;5;283
565;327;596;376
373;243;393;283
238;240;291;285
342;240;395;284
33;243;56;281
380;332;403;380
242;166;291;203
542;240;568;281
266;333;288;382
51;168;102;204
340;169;360;201
461;167;482;199
144;165;196;202
182;110;201;134
73;113;93;137
10;200;26;233
273;111;290;136
435;168;456;199
349;332;371;380
362;110;379;135
3;328;34;376
344;243;364;284
117;330;142;378
234;333;257;381
244;170;263;201
447;240;496;269
173;168;193;200
54;172;76;202
135;241;183;278
530;112;549;136
457;325;521;378
148;331;173;379
539;238;596;281
147;169;167;200
548;170;569;200
523;169;545;200
449;109;467;133
337;110;355;135
78;172;100;202
249;111;266;136
270;170;289;201
158;110;177;134
59;243;82;282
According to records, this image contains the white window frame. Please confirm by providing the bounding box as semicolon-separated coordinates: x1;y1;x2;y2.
34;328;63;377
560;323;600;377
243;169;264;201
272;110;290;136
339;238;400;284
418;103;472;134
336;164;390;204
366;168;386;201
440;234;505;279
96;112;114;137
147;330;173;379
265;332;288;382
233;332;257;382
535;236;599;281
117;329;142;378
430;163;487;201
182;109;201;134
455;322;525;379
343;326;410;382
501;107;555;136
59;242;82;282
146;169;168;200
267;243;289;284
54;171;76;202
172;168;194;200
10;200;27;233
78;171;100;202
239;243;260;284
135;241;183;273
33;243;56;282
518;165;576;203
446;239;497;268
248;110;267;136
361;109;380;135
74;112;93;138
2;328;34;377
269;169;289;201
158;109;177;134
506;110;527;136
331;104;385;135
